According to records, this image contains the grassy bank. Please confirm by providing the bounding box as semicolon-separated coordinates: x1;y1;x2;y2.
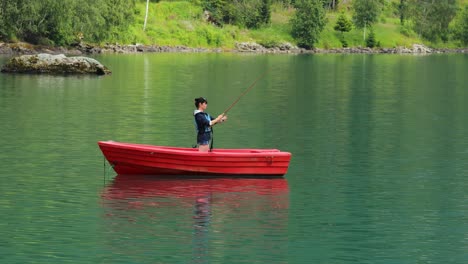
109;1;467;50
1;0;466;50
81;1;468;49
110;1;293;49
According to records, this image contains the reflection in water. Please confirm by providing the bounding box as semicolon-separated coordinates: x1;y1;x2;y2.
102;175;289;200
100;175;289;263
192;195;211;264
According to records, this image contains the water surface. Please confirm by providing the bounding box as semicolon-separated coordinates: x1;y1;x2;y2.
0;53;467;263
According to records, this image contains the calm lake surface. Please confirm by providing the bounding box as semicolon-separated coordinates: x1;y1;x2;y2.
0;53;467;263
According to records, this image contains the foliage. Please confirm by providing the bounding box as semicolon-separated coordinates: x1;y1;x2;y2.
352;0;382;29
398;0;409;25
399;21;416;37
334;12;352;33
452;5;468;45
272;0;296;7
291;0;327;49
201;0;271;29
366;28;377;48
322;0;339;10
127;1;248;48
352;0;383;42
334;12;352;47
200;0;226;26
1;0;467;49
0;0;137;45
261;0;272;25
408;0;458;42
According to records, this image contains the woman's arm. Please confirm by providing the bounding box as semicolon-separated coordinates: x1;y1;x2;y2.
210;114;227;126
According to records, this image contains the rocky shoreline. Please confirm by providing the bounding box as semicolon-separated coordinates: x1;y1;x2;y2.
0;42;466;56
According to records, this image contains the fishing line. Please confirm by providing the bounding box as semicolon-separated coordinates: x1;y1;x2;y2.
210;69;269;152
221;69;270;116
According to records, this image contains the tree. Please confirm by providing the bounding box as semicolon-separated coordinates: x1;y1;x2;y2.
322;0;339;10
366;28;377;48
291;0;327;49
334;12;352;33
143;0;150;31
0;1;18;40
452;5;468;45
334;12;352;47
260;0;272;25
73;0;107;42
0;0;137;45
408;0;458;42
201;0;226;26
399;0;408;25
202;0;271;29
352;0;382;42
274;0;295;7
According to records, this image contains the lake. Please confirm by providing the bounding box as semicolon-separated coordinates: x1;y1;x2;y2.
0;53;467;263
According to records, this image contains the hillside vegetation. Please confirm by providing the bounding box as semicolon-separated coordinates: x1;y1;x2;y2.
1;0;467;49
110;0;468;49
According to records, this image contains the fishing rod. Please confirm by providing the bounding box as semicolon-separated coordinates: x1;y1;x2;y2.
221;69;269;116
209;69;269;152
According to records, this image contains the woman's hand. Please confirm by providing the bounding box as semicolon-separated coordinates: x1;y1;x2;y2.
213;114;227;125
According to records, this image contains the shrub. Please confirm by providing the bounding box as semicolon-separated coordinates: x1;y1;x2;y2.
202;0;271;29
366;29;376;48
334;12;352;48
400;23;414;37
291;0;327;49
452;5;468;46
334;12;352;33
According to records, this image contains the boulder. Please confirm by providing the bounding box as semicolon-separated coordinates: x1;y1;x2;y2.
0;43;13;54
412;44;432;54
235;42;266;52
1;53;111;75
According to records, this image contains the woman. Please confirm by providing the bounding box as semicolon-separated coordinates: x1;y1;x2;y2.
193;97;227;152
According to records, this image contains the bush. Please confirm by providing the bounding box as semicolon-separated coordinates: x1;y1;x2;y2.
291;0;327;49
334;12;352;48
341;38;348;47
400;23;414;37
259;37;281;48
452;6;468;46
202;0;271;29
366;29;376;48
334;12;352;33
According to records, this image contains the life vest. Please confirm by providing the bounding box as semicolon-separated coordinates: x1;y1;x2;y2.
194;111;212;134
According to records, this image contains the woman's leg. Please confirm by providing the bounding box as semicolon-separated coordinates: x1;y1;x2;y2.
198;144;210;152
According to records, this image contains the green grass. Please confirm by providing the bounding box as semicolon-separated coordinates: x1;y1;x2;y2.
318;13;423;49
107;1;466;49
108;1;259;48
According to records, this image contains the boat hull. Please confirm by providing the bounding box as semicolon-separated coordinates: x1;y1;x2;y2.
98;141;291;176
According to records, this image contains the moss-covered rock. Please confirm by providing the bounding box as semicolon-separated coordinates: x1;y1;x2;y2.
1;53;111;75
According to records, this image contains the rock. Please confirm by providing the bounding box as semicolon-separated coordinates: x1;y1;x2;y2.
1;41;466;56
235;42;303;53
235;42;266;52
412;44;432;53
395;46;412;54
1;53;111;75
0;43;13;54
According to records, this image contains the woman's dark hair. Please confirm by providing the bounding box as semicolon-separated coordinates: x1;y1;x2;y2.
194;97;207;108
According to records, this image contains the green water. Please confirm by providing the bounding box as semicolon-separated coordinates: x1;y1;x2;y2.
0;53;467;263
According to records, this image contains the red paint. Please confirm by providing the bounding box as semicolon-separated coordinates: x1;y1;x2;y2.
98;141;292;176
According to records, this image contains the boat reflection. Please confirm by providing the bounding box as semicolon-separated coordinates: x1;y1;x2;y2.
100;175;289;262
102;174;289;201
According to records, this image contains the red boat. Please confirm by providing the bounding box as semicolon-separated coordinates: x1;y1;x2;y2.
98;141;292;176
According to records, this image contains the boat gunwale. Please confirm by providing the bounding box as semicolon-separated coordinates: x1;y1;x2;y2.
98;141;291;157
